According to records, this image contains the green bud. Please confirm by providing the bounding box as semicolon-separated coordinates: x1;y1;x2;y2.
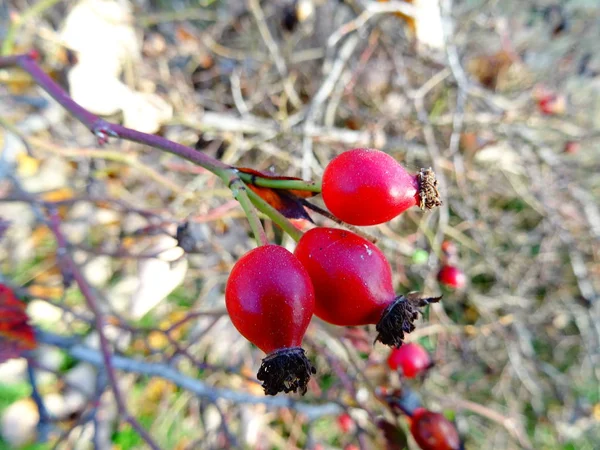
412;249;429;265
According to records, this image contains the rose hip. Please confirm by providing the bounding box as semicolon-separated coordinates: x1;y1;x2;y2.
437;265;467;290
410;408;462;450
321;148;441;226
225;245;316;395
387;343;433;378
294;227;440;347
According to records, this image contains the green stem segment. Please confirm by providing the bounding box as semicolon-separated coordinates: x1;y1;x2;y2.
237;172;322;193
246;189;304;243
230;179;269;246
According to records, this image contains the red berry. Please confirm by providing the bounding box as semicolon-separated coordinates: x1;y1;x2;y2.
564;141;580;154
440;241;457;258
387;343;432;378
322;148;441;226
225;245;316;395
437;265;466;289
337;413;355;433
294;228;440;347
535;91;566;115
410;408;461;450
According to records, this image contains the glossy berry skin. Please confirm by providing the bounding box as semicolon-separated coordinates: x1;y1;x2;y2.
225;245;315;354
387;343;432;378
322;148;419;226
294;227;395;326
410;408;461;450
437;265;466;290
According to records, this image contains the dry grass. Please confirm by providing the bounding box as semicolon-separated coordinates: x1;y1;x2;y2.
1;0;599;449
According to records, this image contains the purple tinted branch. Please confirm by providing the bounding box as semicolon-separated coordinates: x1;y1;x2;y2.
46;208;161;450
16;55;100;129
0;53;232;175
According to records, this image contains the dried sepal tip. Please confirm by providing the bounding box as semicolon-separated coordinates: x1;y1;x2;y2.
257;347;316;396
375;294;442;348
417;168;442;210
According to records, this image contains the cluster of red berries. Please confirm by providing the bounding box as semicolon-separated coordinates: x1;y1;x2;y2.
225;148;443;396
339;389;462;449
385;345;462;449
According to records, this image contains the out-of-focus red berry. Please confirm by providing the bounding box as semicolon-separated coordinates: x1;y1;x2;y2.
410;408;461;450
564;141;580;154
338;413;355;433
440;241;457;259
537;93;566;115
387;343;432;378
533;84;566;115
437;265;466;289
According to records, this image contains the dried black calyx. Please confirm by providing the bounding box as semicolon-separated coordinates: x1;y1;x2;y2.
375;294;442;348
257;347;316;396
417;168;442;210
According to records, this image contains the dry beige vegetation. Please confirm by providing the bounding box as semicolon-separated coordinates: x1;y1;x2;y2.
0;0;599;449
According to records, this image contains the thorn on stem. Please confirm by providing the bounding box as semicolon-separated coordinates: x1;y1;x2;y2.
93;122;117;146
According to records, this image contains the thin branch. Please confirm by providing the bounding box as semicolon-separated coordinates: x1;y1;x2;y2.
0;53;293;246
37;331;343;420
441;397;533;450
302;34;360;179
248;0;302;108
237;171;321;193
175;112;427;155
327;1;416;49
1;0;63;55
231;180;269;246
45;208;161;450
0;53;232;176
26;357;52;442
246;188;303;242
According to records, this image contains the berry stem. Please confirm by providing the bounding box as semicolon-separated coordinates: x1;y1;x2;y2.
0;52;307;246
246;188;304;242
0;53;232;174
230;179;269;246
299;198;378;244
237;172;322;193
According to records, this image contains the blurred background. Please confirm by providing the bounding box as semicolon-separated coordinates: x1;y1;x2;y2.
0;0;599;449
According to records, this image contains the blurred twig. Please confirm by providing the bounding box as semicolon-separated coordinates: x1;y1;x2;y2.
1;0;63;55
37;331;343;420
